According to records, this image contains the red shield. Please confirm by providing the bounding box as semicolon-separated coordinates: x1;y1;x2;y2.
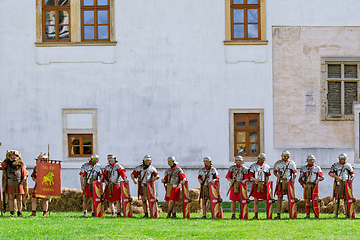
35;161;61;198
287;181;297;219
345;182;356;219
147;182;159;218
312;184;320;218
93;181;104;217
182;181;190;219
266;181;273;220
121;181;132;218
209;182;223;219
240;182;248;219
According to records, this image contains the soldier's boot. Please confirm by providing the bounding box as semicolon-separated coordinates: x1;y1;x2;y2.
29;211;36;217
201;215;206;219
91;212;95;217
253;212;258;220
171;212;176;218
42;211;47;217
83;211;87;217
231;214;236;219
111;211;116;218
274;213;281;220
143;212;149;218
117;211;122;217
166;211;172;218
10;211;15;217
17;211;23;217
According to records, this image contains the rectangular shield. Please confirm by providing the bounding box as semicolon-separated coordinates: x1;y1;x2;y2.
182;181;190;219
93;181;104;217
287;181;297;219
209;181;223;219
121;181;132;218
147;181;159;218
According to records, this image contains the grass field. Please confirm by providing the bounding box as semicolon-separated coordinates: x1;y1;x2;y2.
1;211;360;240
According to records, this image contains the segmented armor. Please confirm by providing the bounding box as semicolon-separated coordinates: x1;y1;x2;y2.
227;165;248;182
249;163;270;182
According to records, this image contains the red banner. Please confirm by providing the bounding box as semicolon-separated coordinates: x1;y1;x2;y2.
35;161;61;198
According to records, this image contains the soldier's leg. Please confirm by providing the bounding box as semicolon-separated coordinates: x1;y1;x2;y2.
231;200;236;219
142;198;148;217
9;194;15;217
170;200;176;218
116;201;122;217
253;198;259;219
16;195;23;217
83;196;89;216
305;198;310;218
43;199;49;217
109;201;115;217
30;197;37;216
202;199;207;218
274;194;282;219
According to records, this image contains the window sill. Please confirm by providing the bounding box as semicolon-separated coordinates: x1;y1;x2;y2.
223;40;268;45
35;41;117;47
322;115;354;121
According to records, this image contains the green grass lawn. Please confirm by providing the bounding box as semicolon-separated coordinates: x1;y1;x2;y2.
1;211;359;239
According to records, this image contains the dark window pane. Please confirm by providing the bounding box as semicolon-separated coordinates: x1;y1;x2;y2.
345;82;357;115
247;9;258;23
83;137;92;145
59;11;69;24
233;0;244;3
84;26;94;39
98;26;108;39
45;26;56;39
59;0;69;6
236;116;246;127
71;146;80;155
71;137;80;145
328;64;341;78
233;9;244;23
84;0;94;5
234;24;244;38
248;24;258;38
249;144;258;154
45;0;55;6
59;25;69;39
83;146;92;154
45;11;56;25
236;144;246;154
249;132;258;142
248;116;258;127
84;11;94;24
344;65;357;78
328;82;341;115
98;10;108;24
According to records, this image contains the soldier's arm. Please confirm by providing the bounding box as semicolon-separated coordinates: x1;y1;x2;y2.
130;172;138;184
329;172;341;181
152;172;160;182
80;174;85;191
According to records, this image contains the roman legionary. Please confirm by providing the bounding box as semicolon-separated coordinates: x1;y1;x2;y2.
198;156;220;219
161;156;187;218
298;154;324;218
130;155;160;218
79;154;103;217
249;153;271;220
225;155;249;219
102;154;128;217
30;152;51;217
1;150;29;217
273;150;297;219
328;153;354;218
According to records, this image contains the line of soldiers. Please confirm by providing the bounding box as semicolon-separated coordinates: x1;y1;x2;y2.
0;149;355;219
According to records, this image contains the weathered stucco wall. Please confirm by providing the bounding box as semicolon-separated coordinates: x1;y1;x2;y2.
273;26;360;147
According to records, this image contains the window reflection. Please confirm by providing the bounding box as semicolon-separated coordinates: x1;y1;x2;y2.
84;0;94;6
248;25;258;38
98;26;108;39
247;9;258;23
84;26;94;39
98;0;108;5
233;9;244;23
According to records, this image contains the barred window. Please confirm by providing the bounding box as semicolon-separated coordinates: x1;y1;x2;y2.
327;63;358;118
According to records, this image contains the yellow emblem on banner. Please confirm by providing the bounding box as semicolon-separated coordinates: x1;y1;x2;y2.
42;172;55;185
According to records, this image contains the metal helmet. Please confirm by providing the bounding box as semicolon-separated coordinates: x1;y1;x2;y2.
306;154;316;163
6;150;21;160
36;152;49;162
203;156;212;162
143;155;152;165
91;154;99;160
107;153;117;164
281;150;291;159
167;156;178;165
258;153;266;162
338;153;348;161
234;155;244;165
